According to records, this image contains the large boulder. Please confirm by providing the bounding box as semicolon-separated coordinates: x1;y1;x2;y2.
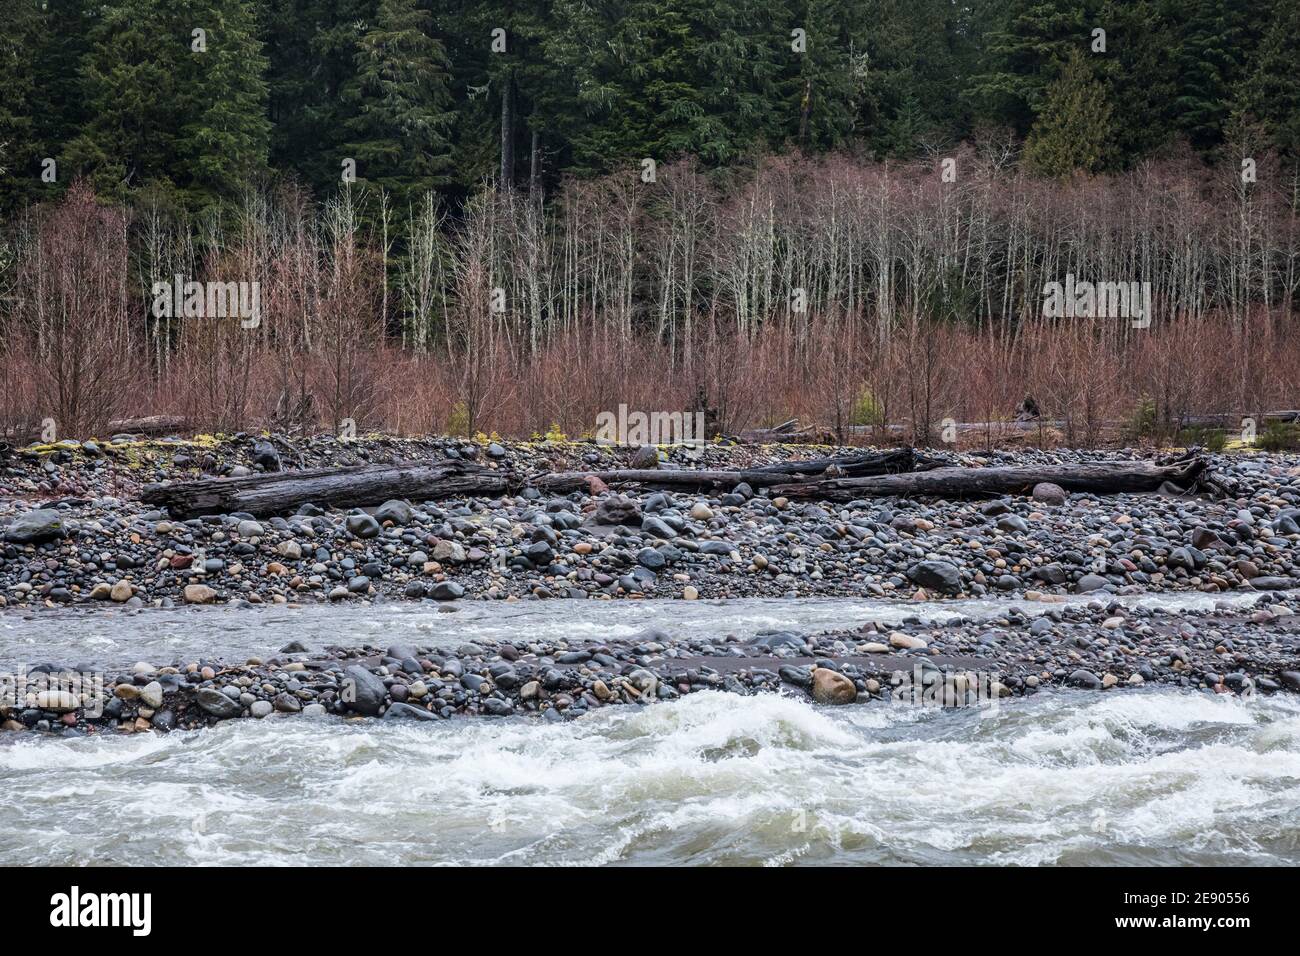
251;439;282;472
591;495;642;526
183;584;218;604
906;560;962;595
630;445;660;469
375;499;414;526
4;509;65;544
1031;482;1068;506
194;688;241;719
810;668;857;705
345;513;382;539
342;665;387;715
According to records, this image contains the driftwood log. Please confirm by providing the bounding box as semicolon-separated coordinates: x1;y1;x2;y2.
140;451;1214;518
770;458;1209;502
537;448;930;493
141;462;508;519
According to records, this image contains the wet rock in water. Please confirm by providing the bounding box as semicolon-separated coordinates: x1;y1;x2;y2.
1031;482;1067;506
110;580;134;602
342;665;387;715
779;664;813;687
383;701;438;721
250;700;273;718
1067;669;1103;690
906;560;962;595
811;668;857;705
183;584;218;604
4;509;65;543
1250;576;1296;590
194;688;241;718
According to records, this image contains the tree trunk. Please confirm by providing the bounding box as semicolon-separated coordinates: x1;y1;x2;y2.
529;125;540;195
141;462;507;518
500;73;515;189
537;449;930;493
770;459;1209;502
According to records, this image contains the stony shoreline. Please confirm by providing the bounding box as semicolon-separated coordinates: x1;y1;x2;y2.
3;594;1298;736
0;433;1298;609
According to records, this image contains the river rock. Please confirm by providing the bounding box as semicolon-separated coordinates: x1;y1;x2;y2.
906;560;961;595
630;445;660;469
345;513;381;538
194;687;241;718
183;584;217;604
342;665;387;715
811;668;857;705
1031;482;1068;505
375;499;413;525
4;509;64;543
139;681;163;708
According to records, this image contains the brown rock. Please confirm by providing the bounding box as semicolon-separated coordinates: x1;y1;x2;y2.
183;584;217;604
811;668;857;705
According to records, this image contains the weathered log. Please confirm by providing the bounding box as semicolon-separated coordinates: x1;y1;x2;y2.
141;462;507;518
106;415;190;436
536;448;930;494
770;458;1209;502
746;447;942;476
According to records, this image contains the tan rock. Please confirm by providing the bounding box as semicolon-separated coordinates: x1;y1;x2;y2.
889;631;928;650
811;668;857;705
183;584;217;604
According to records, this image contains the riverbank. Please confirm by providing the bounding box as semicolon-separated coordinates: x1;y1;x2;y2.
1;433;1298;610
4;594;1297;736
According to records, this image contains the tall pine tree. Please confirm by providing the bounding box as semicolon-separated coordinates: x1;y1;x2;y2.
1024;49;1114;176
342;0;455;211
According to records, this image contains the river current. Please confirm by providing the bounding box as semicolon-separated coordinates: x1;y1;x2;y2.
1;595;1296;866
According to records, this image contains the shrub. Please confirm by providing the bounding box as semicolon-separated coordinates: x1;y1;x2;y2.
1125;396;1158;443
445;401;470;437
1258;422;1300;452
1177;426;1226;452
850;387;885;427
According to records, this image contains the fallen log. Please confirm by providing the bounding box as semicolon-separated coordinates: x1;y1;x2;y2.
537;448;931;494
106;415;189;436
745;447;942;477
769;458;1209;502
141;461;508;518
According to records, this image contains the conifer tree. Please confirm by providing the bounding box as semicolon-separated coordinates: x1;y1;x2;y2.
1024;49;1114;176
342;0;455;209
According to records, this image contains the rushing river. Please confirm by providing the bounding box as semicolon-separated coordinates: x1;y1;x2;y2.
2;595;1298;866
0;590;1271;669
